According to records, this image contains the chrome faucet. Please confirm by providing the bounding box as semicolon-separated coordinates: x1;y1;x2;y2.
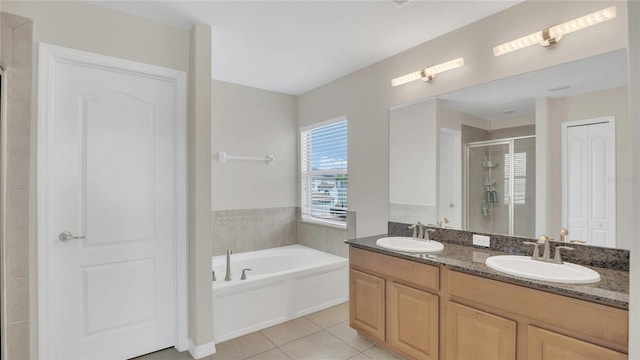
225;248;233;281
409;221;424;239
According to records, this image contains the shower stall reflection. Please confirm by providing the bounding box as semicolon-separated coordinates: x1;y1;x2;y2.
466;136;536;237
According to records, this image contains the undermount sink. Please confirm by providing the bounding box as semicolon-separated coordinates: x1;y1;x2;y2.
485;255;600;284
376;237;444;253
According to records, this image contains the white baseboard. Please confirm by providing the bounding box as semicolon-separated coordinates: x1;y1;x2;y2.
188;339;216;359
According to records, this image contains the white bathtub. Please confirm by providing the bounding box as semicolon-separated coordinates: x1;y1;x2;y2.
212;244;348;343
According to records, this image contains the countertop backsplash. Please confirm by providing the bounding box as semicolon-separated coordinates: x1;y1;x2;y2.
388;221;630;272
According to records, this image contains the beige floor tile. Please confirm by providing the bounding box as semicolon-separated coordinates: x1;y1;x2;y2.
362;346;402;360
348;354;372;360
212;332;275;360
305;302;349;329
327;321;375;352
132;347;195;360
245;348;291;360
261;317;321;346
279;331;359;360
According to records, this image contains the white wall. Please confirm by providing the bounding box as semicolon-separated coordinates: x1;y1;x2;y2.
626;2;639;357
544;86;631;249
297;1;628;237
389;99;438;207
211;80;297;210
1;1;201;355
490;113;535;130
439;106;490;132
2;1;188;71
188;23;214;355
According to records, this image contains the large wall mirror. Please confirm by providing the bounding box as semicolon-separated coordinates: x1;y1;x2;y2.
389;48;630;250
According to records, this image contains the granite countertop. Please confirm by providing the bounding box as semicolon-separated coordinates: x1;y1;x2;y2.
345;235;629;309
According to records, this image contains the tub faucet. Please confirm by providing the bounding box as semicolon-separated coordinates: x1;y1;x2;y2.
225;248;233;281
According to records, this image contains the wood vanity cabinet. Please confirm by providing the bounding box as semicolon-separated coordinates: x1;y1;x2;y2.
350;247;440;360
527;326;627;360
387;281;439;360
446;302;516;359
446;270;628;359
350;269;385;342
348;246;629;360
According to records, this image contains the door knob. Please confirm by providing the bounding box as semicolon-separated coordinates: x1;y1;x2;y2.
59;231;86;241
449;203;455;208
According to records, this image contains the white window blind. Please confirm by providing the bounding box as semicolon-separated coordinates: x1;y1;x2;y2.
300;117;348;227
504;152;527;205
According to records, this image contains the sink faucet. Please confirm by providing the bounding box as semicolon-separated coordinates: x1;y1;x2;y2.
539;235;551;261
425;228;436;241
225;248;233;281
437;217;449;228
408;221;424;239
560;228;569;242
524;235;574;264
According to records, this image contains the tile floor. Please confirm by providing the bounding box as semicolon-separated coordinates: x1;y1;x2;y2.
135;302;402;360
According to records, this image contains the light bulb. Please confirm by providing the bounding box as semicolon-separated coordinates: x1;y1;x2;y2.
391;70;423;87
493;6;616;57
391;57;464;86
549;6;616;38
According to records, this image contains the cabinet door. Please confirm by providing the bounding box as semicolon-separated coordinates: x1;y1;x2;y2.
387;282;438;360
446;302;516;360
528;326;627;360
350;269;385;342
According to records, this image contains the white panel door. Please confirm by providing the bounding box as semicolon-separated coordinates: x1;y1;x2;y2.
566;126;589;242
42;46;184;359
438;129;461;228
564;119;616;247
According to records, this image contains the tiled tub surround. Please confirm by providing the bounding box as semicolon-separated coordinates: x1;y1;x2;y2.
212;207;355;258
345;223;630;309
212;207;297;256
1;11;33;360
297;210;356;258
389;203;435;226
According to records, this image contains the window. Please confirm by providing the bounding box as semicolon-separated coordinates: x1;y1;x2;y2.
300;117;348;227
504;152;527;205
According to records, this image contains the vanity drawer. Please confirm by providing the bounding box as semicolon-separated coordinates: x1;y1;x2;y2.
350;247;439;291
447;270;628;353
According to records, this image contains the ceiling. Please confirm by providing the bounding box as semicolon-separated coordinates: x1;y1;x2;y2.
88;0;522;95
435;48;629;121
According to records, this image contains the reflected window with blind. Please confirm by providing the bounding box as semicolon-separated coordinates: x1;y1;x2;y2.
300;117;348;227
504;152;527;205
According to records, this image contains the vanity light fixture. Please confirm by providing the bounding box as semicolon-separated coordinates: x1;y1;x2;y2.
391;57;464;87
493;6;617;57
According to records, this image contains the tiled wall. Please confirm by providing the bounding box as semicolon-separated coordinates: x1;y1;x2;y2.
1;11;33;360
211;207;356;258
297;210;356;258
389;203;435;227
211;207;297;256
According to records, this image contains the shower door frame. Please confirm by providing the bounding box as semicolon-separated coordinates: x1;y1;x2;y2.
465;135;535;236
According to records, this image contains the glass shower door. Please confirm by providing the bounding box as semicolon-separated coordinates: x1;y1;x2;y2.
467;142;511;235
512;137;536;238
466;136;536;238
